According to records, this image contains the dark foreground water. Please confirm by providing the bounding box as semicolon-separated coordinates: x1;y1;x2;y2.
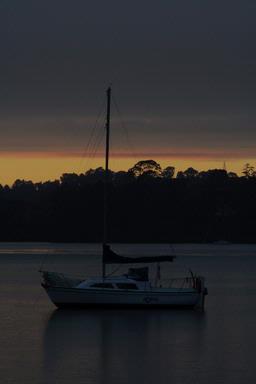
0;243;256;384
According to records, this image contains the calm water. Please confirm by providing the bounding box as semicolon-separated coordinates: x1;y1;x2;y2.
0;243;256;384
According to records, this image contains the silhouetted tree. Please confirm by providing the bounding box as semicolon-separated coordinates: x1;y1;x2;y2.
85;167;114;183
114;171;134;184
177;167;198;179
228;172;238;178
12;179;35;195
60;173;80;186
13;179;35;189
242;163;255;178
198;169;228;180
176;171;185;179
1;160;256;242
162;166;175;178
128;160;162;178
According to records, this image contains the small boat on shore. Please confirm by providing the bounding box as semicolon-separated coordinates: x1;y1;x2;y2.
41;87;207;309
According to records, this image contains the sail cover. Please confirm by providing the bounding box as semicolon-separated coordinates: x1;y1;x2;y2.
103;245;175;264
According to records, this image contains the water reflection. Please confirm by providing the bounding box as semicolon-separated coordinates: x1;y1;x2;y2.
43;309;207;384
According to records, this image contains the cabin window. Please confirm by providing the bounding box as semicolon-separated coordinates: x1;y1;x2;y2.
91;283;114;289
116;283;138;290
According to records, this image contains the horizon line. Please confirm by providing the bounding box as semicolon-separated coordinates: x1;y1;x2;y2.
0;150;253;161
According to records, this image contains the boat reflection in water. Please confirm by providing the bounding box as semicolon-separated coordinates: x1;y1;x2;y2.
43;309;206;384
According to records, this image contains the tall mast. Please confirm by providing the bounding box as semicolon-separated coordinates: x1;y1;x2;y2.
103;86;111;278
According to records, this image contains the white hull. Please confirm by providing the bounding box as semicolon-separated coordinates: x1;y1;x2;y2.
43;285;203;308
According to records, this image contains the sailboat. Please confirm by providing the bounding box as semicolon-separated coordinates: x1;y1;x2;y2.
41;87;208;309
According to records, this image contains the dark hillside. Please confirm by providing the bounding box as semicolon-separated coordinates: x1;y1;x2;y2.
1;162;256;242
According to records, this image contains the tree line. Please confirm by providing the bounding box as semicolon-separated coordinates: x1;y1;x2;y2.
1;160;256;243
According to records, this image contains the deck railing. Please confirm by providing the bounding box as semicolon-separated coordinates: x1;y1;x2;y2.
157;277;195;289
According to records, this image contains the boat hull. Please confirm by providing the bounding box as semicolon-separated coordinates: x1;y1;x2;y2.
42;285;203;309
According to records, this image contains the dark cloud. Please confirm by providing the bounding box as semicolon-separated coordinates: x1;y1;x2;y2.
1;1;256;155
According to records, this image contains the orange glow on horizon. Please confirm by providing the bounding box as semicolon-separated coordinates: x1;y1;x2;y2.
0;153;254;185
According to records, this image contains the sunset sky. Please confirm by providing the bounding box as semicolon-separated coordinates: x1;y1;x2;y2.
2;1;256;184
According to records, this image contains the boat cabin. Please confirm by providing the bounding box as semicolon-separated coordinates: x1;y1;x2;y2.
76;267;151;290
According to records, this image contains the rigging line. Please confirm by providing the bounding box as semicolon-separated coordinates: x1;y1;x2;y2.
81;111;105;170
78;99;104;165
78;97;106;172
112;94;137;162
90;130;105;162
88;120;105;160
80;124;103;172
113;95;176;255
106;264;122;277
113;92;159;199
85;122;105;170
